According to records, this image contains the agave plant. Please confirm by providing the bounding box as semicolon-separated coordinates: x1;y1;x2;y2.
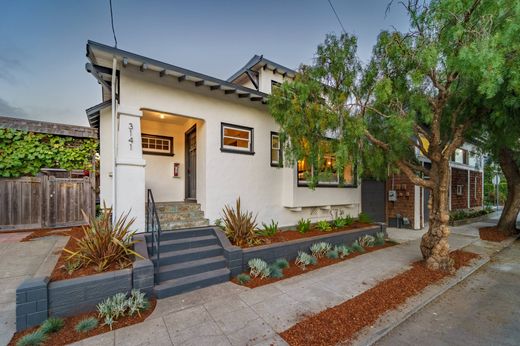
64;204;142;272
222;197;259;247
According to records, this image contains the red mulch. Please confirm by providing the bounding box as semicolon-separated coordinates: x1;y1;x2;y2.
8;298;156;346
479;226;512;242
280;250;480;346
22;226;132;282
244;222;374;248
232;242;396;289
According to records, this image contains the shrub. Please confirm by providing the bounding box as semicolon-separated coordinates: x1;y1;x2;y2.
237;273;251;285
75;317;98;333
351;240;365;253
214;218;223;227
334;245;351;258
257;220;279;237
297;218;311;234
16;330;46;346
295;251;317;270
222;198;259;247
374;232;385;246
357;212;372;224
39;317;64;334
316;220;332;232
359;235;376;247
333;217;347;228
248;258;270;278
343;215;354;226
127;289;149;317
97;292;128;330
64;205;141;272
310;242;332;258
273;258;289;269
326;250;339;259
268;264;284;278
63;260;81;275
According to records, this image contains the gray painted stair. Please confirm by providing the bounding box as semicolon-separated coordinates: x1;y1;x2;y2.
146;227;230;299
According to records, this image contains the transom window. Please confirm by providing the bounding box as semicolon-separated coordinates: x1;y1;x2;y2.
142;134;173;156
220;123;254;154
271;132;282;166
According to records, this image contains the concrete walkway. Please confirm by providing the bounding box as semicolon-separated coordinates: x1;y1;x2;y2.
72;231;483;346
0;232;68;345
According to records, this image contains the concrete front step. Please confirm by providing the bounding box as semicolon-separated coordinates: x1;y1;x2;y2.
146;234;218;252
156;256;226;282
161;219;210;230
153;268;230;299
151;244;223;266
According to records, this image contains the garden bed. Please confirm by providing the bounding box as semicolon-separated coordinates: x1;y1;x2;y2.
233;242;396;288
9;298;156;346
479;226;512;242
280;250;480;346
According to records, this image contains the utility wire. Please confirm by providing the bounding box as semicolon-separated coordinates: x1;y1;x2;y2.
327;0;347;34
109;0;118;47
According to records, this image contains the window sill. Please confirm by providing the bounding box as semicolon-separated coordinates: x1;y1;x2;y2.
220;148;255;155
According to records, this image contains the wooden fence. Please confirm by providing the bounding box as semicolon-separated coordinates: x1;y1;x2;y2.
0;175;95;231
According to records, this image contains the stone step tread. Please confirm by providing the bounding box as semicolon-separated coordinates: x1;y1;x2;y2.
147;234;217;248
162;219;210;230
155;268;230;290
157;256;226;274
151;244;222;261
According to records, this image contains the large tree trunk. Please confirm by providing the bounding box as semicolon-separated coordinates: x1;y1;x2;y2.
420;159;455;272
497;148;520;235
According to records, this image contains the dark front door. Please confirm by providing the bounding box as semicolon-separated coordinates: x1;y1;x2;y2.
423;187;430;225
185;125;196;201
361;179;386;223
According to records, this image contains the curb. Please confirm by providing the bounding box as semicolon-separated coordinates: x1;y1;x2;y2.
352;236;517;346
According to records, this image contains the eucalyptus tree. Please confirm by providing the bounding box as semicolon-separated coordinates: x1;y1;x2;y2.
269;0;517;271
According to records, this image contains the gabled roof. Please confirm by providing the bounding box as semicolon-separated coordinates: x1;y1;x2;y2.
227;55;297;83
85;41;269;105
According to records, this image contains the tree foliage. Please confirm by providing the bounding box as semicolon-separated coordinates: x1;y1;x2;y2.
0;128;98;177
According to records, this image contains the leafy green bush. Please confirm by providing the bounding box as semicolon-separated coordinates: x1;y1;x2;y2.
248;258;270;278
237;273;251;285
39;317;64;334
333;217;347;228
357;212;372;224
257;220;279;237
310;242;332;258
273;258;289;269
351;240;365;253
316;220;332;232
374;232;385;246
359;235;375;247
295;251;317;270
16;330;46;346
297;218;311;234
75;317;98;333
222;198;259;247
0;128;97;178
65;205;141;272
326;250;339;259
449;208;494;221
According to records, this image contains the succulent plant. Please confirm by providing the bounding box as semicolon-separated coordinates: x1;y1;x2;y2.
310;242;332;258
248;258;270;278
75;317;99;333
295;251;317;270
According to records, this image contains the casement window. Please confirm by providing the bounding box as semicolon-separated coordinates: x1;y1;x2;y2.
142;133;173;156
297;156;356;187
452;148;468;165
270;132;282;166
220;123;254;155
456;184;463;196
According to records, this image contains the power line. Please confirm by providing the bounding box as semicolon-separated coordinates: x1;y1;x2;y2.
327;0;347;35
109;0;118;47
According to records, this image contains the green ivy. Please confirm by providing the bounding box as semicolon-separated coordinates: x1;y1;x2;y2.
0;128;98;178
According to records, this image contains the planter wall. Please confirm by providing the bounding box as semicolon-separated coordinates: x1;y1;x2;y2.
213;223;386;277
16;234;154;331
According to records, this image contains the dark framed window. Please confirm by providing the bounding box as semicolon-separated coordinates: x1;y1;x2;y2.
297;156;356;188
220;123;254;155
142;133;174;156
270;132;282;167
271;80;281;90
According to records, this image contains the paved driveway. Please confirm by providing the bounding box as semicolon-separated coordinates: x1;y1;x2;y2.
377;239;520;346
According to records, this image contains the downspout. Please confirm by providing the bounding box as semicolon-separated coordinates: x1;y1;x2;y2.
111;57;117;223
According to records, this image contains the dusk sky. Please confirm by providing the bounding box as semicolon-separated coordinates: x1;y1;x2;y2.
0;1;409;126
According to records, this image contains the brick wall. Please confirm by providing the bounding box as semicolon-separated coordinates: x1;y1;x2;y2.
470;171;483;208
451;168;468;210
386;173;416;227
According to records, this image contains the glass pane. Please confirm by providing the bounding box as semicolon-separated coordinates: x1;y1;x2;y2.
224;127;249;140
271;149;279;163
271;135;279;149
223;137;249;149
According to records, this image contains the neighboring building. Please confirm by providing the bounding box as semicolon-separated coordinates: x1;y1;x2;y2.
85;41;361;232
362;142;484;230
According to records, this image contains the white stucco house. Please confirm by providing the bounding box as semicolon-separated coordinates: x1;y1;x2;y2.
85;41;361;232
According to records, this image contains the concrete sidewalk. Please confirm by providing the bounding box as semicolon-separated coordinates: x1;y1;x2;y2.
0;233;68;345
71;230;484;346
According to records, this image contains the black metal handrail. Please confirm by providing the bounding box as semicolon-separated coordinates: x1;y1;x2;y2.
146;189;161;284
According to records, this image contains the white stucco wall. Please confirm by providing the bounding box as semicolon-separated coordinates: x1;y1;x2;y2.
99;107;113;207
97;62;360;229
